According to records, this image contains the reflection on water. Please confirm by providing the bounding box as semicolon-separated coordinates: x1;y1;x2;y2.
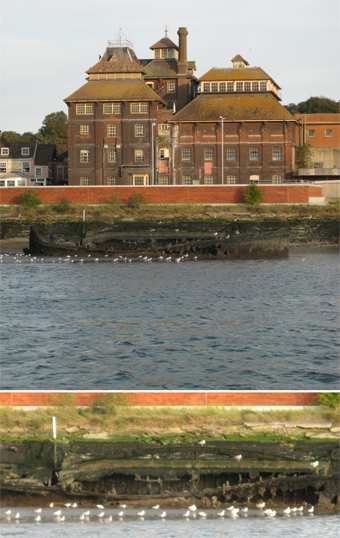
1;250;339;390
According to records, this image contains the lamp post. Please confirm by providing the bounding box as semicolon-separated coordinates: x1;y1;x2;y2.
220;116;225;185
52;416;57;470
151;122;156;185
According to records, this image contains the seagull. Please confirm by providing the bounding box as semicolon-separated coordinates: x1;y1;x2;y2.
104;515;113;522
15;513;20;519
65;503;71;507
152;505;160;509
60;516;65;521
199;512;207;517
97;512;105;518
183;510;190;517
53;510;62;516
97;505;104;509
118;511;124;517
310;461;319;467
308;506;314;513
71;503;77;508
138;510;145;516
227;505;235;511
197;440;206;446
5;510;11;515
297;506;304;511
49;503;54;508
213;232;218;236
231;509;239;517
120;504;127;508
256;502;265;509
283;507;291;514
34;508;42;513
35;515;41;522
160;511;166;518
241;507;248;512
233;454;242;461
189;504;197;511
218;510;225;516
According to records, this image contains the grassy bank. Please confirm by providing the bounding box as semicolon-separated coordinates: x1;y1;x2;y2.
1;402;338;444
1;200;339;223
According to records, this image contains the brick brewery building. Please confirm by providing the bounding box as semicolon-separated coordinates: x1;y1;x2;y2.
64;28;298;186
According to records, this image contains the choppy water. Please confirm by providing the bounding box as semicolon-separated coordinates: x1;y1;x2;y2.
0;509;339;537
0;249;339;390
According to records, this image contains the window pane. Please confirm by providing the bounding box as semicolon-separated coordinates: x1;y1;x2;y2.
249;148;259;161
227;148;236;161
203;83;210;92
181;176;192;185
167;81;176;93
236;82;243;91
252;82;259;92
80;125;90;135
107;149;117;162
211;83;218;92
80;151;90;163
135;149;144;162
204;175;214;184
182;148;192;161
80;177;89;185
107;125;117;137
226;176;236;184
204;148;214;161
227;82;234;92
325;129;332;137
272;148;282;161
219;82;226;92
134;124;144;137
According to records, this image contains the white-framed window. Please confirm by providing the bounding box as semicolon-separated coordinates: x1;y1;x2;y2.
131;103;148;114
107;177;116;185
80;125;90;135
182;148;192;161
158;124;171;135
308;130;315;137
134;124;144;137
236;82;243;91
227;148;237;161
226;175;237;184
219;82;226;92
107;149;117;163
134;149;144;162
203;82;210;92
107;124;117;137
146;82;154;89
80;176;89;185
159;175;169;185
18;179;26;186
313;162;324;169
250;175;260;184
167;81;176;93
244;82;251;91
0;180;5;186
133;174;149;185
21;147;29;156
204;175;214;184
249;148;260;161
76;104;94;114
272;147;282;161
1;148;9;156
7;180;15;186
35;167;43;178
211;82;218;92
227;82;234;92
22;161;30;173
260;82;267;91
0;162;7;172
181;176;192;185
272;175;282;184
103;103;121;114
159;148;169;159
325;129;332;137
252;81;259;92
80;150;90;163
204;148;214;161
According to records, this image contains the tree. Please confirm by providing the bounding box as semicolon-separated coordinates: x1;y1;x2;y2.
38;111;68;156
284;96;340;115
295;142;313;169
243;183;264;205
1;131;22;142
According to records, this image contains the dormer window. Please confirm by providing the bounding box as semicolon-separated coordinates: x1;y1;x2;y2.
21;147;29;156
1;148;9;156
154;48;178;60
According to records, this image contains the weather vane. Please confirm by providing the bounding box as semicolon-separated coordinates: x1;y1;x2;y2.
163;22;168;37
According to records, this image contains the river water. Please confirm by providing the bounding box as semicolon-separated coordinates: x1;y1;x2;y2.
0;248;339;390
0;509;339;537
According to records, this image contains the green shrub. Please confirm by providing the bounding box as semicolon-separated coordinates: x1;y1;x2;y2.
106;193;121;206
53;197;73;213
316;393;340;408
243;183;264;205
126;193;148;208
92;393;129;415
19;190;41;209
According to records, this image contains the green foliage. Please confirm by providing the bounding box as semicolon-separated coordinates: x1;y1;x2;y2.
295;142;313;168
1;131;23;142
38;111;68;156
316;393;340;408
49;393;75;408
243;183;264;205
126;193;148;208
53;197;73;213
92;393;129;415
19;190;41;209
285;96;340;115
106;193;121;206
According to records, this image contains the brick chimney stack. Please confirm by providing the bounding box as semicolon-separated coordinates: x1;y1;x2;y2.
177;27;189;111
177;27;188;70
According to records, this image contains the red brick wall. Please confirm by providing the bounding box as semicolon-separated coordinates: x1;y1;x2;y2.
0;392;317;407
0;184;322;206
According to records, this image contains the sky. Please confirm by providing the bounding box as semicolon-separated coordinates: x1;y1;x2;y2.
0;0;339;134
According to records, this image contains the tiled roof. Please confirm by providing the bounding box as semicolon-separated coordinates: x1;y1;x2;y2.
199;67;280;88
150;37;179;50
295;113;340;123
64;79;166;103
231;55;249;65
35;144;56;165
86;60;144;74
100;47;140;64
0;142;36;159
169;93;297;122
143;59;178;78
